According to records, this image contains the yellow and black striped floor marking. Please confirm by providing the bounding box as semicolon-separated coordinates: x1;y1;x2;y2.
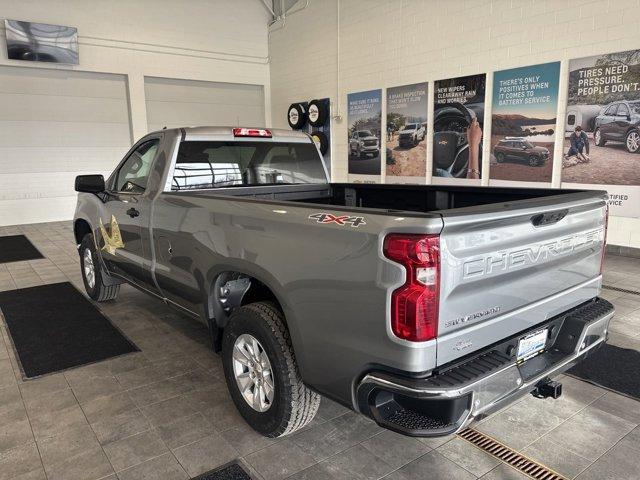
457;428;567;480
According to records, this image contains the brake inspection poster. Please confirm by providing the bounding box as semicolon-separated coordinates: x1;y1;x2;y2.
433;74;486;183
385;83;428;182
562;49;640;218
490;62;561;185
347;89;382;176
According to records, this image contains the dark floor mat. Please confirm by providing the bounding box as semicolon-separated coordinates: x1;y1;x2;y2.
568;343;640;400
192;463;252;480
0;235;43;263
0;282;138;378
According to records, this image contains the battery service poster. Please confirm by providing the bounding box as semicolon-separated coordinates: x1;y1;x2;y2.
348;89;382;176
385;82;428;181
562;49;640;217
433;74;486;181
490;62;560;184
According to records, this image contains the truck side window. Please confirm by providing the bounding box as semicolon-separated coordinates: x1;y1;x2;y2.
114;139;159;193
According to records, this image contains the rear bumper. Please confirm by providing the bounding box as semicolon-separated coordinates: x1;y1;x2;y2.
356;298;614;437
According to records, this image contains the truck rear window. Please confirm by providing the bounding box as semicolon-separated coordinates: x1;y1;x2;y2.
169;141;327;191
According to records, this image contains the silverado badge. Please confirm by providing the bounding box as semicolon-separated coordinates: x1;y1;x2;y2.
99;215;124;255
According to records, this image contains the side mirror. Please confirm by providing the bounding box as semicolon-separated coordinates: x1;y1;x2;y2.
75;174;105;193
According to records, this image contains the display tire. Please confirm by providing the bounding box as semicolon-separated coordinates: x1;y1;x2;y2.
311;131;329;156
222;302;320;438
79;233;120;302
307;99;328;127
287;103;307;130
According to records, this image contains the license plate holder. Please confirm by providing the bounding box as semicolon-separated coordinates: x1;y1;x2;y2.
517;328;548;362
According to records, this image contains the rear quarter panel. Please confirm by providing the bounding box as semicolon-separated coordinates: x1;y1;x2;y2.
152;193;443;403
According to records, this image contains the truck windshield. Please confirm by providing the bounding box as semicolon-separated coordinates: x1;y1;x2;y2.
169;141;327;191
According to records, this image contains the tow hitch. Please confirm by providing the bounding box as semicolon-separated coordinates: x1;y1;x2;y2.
532;378;562;399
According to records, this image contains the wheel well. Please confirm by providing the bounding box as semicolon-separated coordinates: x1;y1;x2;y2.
74;219;92;245
209;272;284;352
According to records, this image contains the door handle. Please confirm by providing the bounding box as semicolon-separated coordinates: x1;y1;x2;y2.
126;208;140;218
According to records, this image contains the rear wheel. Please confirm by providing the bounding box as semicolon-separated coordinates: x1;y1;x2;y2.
626;130;640;153
594;128;605;146
79;233;119;302
222;302;320;437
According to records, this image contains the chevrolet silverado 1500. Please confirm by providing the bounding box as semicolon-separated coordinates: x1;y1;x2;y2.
73;126;614;438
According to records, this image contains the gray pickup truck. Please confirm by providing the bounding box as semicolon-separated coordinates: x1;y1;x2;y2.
73;126;614;438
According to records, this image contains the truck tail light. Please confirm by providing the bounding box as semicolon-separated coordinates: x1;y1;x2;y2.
233;128;272;138
600;203;609;275
383;234;440;342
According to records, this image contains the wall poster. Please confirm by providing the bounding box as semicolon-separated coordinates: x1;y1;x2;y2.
562;49;640;217
433;74;486;181
348;89;382;176
490;62;560;184
385;82;428;181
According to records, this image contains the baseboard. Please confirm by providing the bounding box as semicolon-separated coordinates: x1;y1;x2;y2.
607;244;640;259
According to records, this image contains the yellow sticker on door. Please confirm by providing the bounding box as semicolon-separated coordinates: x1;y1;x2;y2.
99;215;124;254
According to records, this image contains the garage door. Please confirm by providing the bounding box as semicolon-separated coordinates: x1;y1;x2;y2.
144;77;265;132
0;66;131;226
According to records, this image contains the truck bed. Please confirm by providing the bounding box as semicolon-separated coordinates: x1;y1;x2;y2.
184;182;590;216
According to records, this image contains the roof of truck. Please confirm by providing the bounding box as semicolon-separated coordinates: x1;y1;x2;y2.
149;126;311;140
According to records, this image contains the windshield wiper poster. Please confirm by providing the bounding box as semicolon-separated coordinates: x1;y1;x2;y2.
489;62;561;185
433;74;486;184
385;83;428;183
562;49;640;218
348;89;382;178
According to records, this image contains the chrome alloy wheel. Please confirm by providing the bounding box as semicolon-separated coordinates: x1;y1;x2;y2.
83;248;95;289
232;334;274;412
627;131;640;153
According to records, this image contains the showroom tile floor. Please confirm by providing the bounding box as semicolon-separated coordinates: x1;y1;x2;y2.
0;221;639;480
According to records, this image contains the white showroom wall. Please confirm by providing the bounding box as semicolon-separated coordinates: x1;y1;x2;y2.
0;0;271;226
269;0;640;248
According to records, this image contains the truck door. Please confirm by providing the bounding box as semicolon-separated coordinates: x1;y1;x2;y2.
100;138;160;292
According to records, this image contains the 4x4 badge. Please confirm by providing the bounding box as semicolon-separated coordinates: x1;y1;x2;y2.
308;213;366;227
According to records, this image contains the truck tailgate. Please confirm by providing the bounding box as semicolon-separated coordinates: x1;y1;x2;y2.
436;192;607;366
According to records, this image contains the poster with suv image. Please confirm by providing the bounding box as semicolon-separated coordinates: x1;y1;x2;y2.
433;74;486;182
490;62;560;184
348;89;382;176
562;49;640;218
385;82;428;182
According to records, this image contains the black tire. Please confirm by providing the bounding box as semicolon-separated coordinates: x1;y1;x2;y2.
307;99;329;127
222;302;320;438
594;128;605;146
79;233;120;302
311;131;329;156
496;152;505;163
287;103;307;130
529;155;540;167
625;129;640;153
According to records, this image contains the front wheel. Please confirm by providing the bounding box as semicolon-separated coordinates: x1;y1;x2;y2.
626;130;640;153
496;152;505;163
222;302;320;438
529;155;541;167
79;233;120;302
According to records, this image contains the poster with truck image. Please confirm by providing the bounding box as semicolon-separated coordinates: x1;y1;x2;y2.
348;89;382;175
490;62;560;184
385;82;428;181
562;49;640;218
433;74;486;181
